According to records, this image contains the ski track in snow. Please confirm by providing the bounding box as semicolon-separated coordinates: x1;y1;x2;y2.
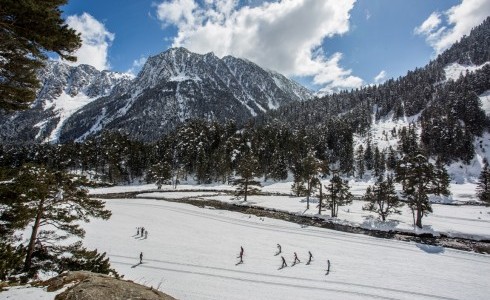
113;200;490;264
76;198;490;300
110;255;457;300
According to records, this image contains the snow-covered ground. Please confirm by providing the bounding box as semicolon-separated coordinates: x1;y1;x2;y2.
3;184;490;300
89;179;490;240
4;197;489;300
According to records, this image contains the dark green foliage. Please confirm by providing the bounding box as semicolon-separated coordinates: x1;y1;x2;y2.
363;175;403;221
56;243;119;277
355;145;365;179
477;159;490;204
0;243;25;281
323;173;353;217
146;162;172;189
0;0;81;111
290;149;328;209
433;159;451;196
396;150;450;228
1;164;111;274
233;152;262;201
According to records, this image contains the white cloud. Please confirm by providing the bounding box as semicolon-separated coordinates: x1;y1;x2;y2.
374;70;387;84
414;12;441;35
415;0;490;54
127;56;148;76
155;0;362;92
65;13;114;70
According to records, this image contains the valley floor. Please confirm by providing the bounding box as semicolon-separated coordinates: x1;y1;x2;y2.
91;180;490;241
61;198;490;299
2;181;489;300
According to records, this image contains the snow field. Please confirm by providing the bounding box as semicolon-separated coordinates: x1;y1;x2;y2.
91;179;490;240
78;198;490;300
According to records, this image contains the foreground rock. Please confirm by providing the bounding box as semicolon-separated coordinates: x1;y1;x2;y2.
42;271;176;300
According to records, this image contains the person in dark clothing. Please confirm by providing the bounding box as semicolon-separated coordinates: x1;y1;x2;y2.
306;251;313;265
293;252;300;265
281;256;287;268
137;227;140;235
139;252;143;264
325;259;331;275
141;227;145;237
238;246;244;263
275;244;282;256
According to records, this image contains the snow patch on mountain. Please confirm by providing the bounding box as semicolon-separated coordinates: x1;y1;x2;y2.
43;91;94;143
444;62;490;81
479;90;490;115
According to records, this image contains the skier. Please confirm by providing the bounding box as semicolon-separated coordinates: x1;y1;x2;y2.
139;252;143;264
141;227;145;237
238;246;244;263
306;251;313;265
275;244;281;256
145;230;148;239
280;256;287;269
325;259;331;275
136;227;140;236
293;252;300;265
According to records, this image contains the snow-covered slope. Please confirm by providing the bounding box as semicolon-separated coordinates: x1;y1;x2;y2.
4;196;489;299
0;61;132;143
71;198;490;299
58;48;313;142
443;62;490;81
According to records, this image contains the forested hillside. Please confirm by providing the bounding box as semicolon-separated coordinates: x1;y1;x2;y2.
1;18;489;186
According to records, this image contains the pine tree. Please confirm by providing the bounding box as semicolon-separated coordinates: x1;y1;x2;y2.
233;152;262;202
477;159;490;204
4;164;111;275
146;161;172;189
433;158;451;196
323;173;353;217
0;0;82;111
364;139;374;171
56;242;119;277
396;150;448;228
363;175;403;221
355;145;365;179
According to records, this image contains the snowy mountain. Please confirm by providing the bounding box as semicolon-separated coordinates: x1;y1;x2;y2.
58;47;312;142
0;61;132;143
260;17;490;179
0;48;311;143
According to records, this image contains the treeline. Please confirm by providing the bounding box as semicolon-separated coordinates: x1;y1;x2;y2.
260;17;490;164
0;120;445;186
0;119;353;184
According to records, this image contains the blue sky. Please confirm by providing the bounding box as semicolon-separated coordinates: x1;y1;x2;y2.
60;0;489;92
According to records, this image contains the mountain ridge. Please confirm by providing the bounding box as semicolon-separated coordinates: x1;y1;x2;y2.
0;47;313;143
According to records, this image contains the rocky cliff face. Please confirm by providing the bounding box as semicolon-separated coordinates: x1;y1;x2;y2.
0;61;132;143
58;47;312;142
0;48;312;143
42;271;176;300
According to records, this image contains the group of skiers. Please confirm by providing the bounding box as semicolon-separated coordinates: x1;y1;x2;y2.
238;244;331;275
136;226;148;239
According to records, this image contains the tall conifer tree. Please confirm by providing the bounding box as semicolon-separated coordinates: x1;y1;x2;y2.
0;0;82;110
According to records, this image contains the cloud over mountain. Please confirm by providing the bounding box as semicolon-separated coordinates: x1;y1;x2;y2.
155;0;362;93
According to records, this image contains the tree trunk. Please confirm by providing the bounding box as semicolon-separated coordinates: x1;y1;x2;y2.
306;180;310;209
24;197;45;271
318;184;322;215
244;180;248;202
415;206;423;228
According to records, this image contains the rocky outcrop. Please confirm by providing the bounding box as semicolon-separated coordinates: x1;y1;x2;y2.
42;271;176;300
